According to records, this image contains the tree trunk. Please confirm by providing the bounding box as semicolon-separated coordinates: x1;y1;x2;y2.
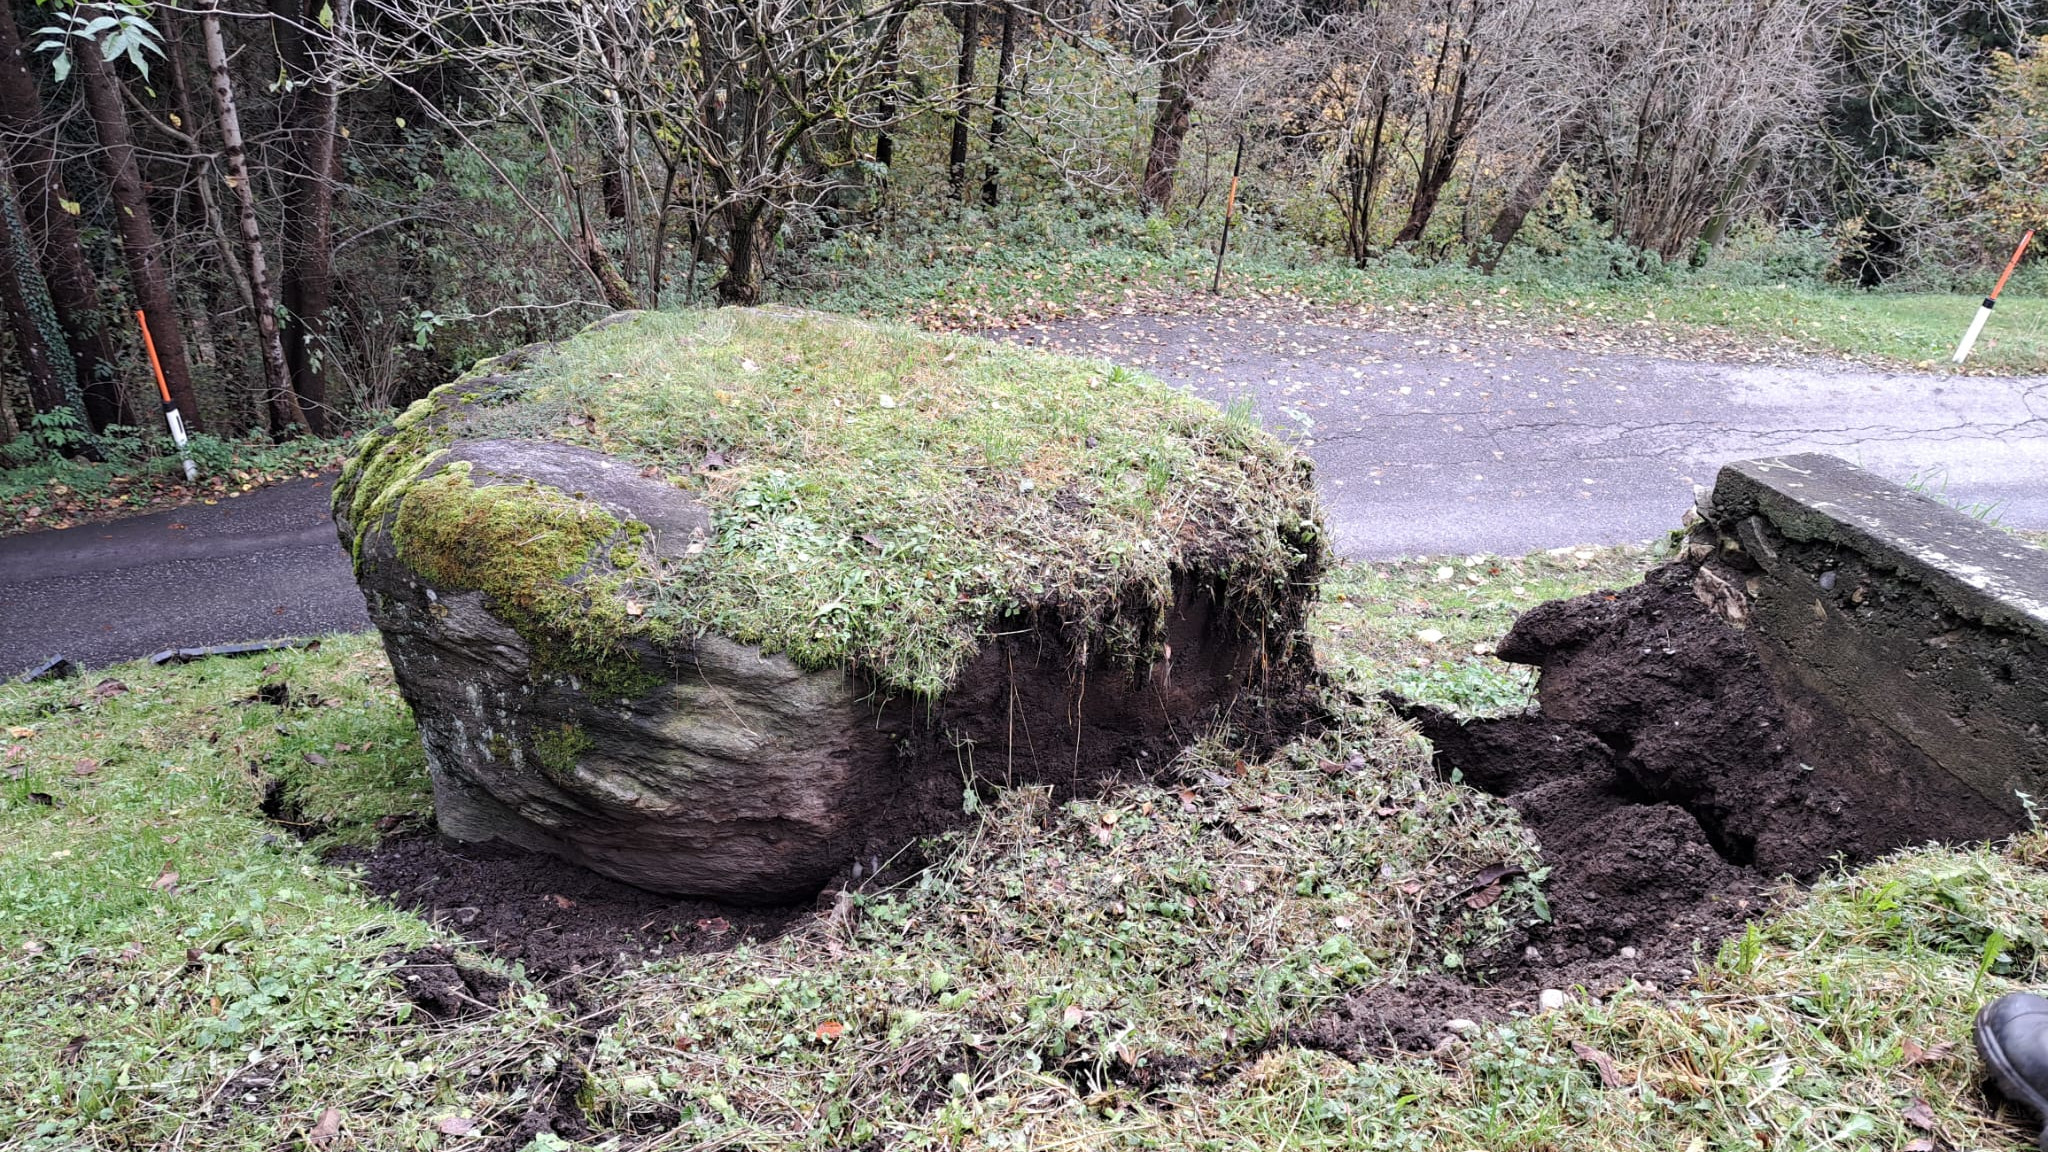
0;176;71;420
1139;0;1223;215
716;201;776;306
580;217;642;311
873;9;910;173
1392;68;1473;248
0;1;127;431
947;2;981;202
201;4;305;436
981;2;1018;207
1473;147;1565;272
1692;134;1767;267
272;0;348;435
74;31;204;430
1343;93;1390;266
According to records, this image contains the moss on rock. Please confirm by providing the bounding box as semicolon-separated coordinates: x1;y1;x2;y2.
337;308;1325;699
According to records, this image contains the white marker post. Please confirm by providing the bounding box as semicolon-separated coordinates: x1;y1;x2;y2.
1953;229;2034;366
136;310;198;482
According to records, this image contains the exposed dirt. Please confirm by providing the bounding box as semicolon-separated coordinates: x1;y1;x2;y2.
341;837;810;982
1317;560;2021;1055
385;944;515;1019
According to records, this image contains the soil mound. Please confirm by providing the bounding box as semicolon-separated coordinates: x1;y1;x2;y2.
1328;561;2021;1053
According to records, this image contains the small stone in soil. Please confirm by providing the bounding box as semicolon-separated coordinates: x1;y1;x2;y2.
1538;989;1567;1011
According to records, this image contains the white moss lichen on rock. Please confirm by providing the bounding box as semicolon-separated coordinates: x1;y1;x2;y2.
334;308;1327;898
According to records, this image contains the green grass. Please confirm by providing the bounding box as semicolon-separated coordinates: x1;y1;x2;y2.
1314;544;1666;717
337;307;1321;698
6;548;2048;1149
795;217;2048;375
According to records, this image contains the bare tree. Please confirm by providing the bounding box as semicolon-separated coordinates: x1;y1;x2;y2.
1138;0;1239;213
58;6;206;429
948;1;983;201
201;0;306;434
1577;0;1834;261
344;0;934;306
272;0;353;434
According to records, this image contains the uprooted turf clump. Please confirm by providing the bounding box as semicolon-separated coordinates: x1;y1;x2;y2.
333;308;1325;698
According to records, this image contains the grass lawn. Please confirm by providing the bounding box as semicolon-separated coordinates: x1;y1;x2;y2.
6;545;2046;1149
800;233;2048;375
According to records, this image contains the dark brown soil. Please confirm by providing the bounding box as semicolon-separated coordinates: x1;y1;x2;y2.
385;944;515;1018
1319;561;2021;1055
339;836;810;981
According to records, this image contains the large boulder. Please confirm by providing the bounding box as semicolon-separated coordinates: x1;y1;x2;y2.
335;309;1324;900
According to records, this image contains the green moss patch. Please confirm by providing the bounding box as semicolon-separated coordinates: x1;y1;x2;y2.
339;308;1322;697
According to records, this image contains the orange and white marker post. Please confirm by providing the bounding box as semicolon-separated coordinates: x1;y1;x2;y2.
1953;229;2034;365
136;310;197;482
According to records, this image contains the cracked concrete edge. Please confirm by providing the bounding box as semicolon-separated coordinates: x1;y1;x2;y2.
1705;453;2048;641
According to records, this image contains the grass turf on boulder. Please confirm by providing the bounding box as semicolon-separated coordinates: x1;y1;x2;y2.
333;308;1323;899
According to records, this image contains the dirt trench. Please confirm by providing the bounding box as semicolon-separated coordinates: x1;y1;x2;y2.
1313;561;2024;1055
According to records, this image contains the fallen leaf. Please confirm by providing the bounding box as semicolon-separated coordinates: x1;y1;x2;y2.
1902;1037;1956;1066
696;917;730;935
57;1034;87;1064
1902;1140;1933;1152
546;894;575;910
434;1116;476;1136
625;599;646;617
1571;1040;1625;1088
7;726;34;739
152;868;178;891
1902;1097;1935;1131
73;759;99;776
1414;627;1445;644
302;751;329;766
814;1019;845;1041
1063;1004;1085;1029
1464;883;1502;910
1468;862;1528;890
90;679;128;699
119;942;143;961
308;1106;342;1146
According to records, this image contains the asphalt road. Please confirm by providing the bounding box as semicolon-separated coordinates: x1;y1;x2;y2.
0;476;370;677
1011;315;2048;557
5;315;2045;675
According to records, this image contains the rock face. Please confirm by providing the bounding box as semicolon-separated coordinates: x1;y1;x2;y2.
1684;453;2048;823
336;311;1323;900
